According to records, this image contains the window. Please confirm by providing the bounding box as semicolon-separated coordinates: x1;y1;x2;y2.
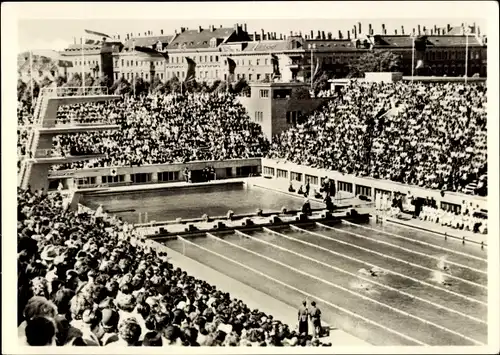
249;74;252;81
145;73;149;80
259;89;269;98
263;166;275;176
136;61;138;66
114;72;118;80
338;181;353;193
257;74;261;80
256;59;260;65
102;175;125;184
276;169;288;179
305;175;319;185
205;56;207;62
215;56;219;62
249;60;252;66
242;73;245;79
265;73;270;81
115;60;119;67
290;172;302;182
286;111;299;124
210;56;213;62
76;177;96;187
265;59;268;65
215;70;218;78
224;74;227;80
131;173;152;184
355;185;372;197
254;111;263;122
237;74;240;80
158;171;179;182
241;59;245;65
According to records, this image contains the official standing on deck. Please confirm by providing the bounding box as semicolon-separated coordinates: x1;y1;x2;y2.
310;301;322;338
298;301;309;336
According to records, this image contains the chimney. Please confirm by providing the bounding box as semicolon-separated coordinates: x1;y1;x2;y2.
412;28;415;35
283;35;286;40
254;31;257;41
401;26;404;35
80;37;82;44
268;32;271;40
144;32;147;36
174;29;178;35
138;33;140;37
358;22;362;34
289;30;293;37
347;30;350;40
447;24;451;33
434;24;437;33
321;31;325;40
263;29;266;40
160;29;164;35
234;23;239;35
382;23;385;33
353;26;357;39
305;34;308;40
369;23;372;35
430;29;434;35
418;25;421;35
310;30;313;39
338;30;343;39
117;34;120;40
394;29;397;35
280;33;283;40
328;32;332;40
198;26;202;33
244;23;248;32
274;32;277;40
423;26;427;34
317;30;321;39
477;26;480;36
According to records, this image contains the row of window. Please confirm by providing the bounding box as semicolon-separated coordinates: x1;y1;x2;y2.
77;171;180;186
73;59;99;67
116;55;221;68
286;111;301;125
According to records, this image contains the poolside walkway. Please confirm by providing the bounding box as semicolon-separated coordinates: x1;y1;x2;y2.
379;213;488;246
150;240;370;346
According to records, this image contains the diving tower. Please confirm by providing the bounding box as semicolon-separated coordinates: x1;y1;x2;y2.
19;86;121;191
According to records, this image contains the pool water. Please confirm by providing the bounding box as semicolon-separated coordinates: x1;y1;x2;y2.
80;183;324;223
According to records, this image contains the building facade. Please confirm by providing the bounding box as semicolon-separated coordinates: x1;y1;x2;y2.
56;22;487;85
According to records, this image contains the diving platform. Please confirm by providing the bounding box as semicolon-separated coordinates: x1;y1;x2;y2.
18;86;120;191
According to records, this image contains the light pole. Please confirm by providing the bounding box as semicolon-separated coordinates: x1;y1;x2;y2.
464;23;469;84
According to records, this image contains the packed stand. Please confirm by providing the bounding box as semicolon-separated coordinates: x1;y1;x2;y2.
268;81;487;195
49;93;269;170
17;188;332;347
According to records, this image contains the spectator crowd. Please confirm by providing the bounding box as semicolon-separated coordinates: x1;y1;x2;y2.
17;188;332;347
268;81;487;196
48;92;269;170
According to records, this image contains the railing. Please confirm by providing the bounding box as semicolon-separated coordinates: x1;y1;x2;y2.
41;86;109;97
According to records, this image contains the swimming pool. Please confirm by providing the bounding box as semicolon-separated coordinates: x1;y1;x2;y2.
162;220;488;346
80;183;324;223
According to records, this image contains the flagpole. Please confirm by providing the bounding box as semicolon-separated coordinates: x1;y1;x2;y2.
464;24;468;84
411;36;415;84
133;39;136;97
81;36;85;93
29;50;34;113
310;45;313;91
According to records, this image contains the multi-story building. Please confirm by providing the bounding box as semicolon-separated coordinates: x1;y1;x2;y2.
56;22;487;85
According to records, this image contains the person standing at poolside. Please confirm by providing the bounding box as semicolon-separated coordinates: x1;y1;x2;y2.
297;301;309;336
310;301;322;338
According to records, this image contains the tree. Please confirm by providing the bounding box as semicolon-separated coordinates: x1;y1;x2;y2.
132;77;149;96
66;73;82;88
40;76;53;88
292;86;310;100
312;72;330;95
17;79;27;101
232;78;249;95
165;77;180;93
111;77;131;95
84;73;95;88
93;75;111;89
55;76;67;87
348;51;402;78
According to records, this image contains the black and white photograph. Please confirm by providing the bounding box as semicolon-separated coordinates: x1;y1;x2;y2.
2;1;499;353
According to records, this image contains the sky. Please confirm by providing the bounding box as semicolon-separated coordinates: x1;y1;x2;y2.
8;2;492;52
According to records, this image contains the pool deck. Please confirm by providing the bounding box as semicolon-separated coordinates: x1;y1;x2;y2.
148;239;370;346
382;214;488;246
